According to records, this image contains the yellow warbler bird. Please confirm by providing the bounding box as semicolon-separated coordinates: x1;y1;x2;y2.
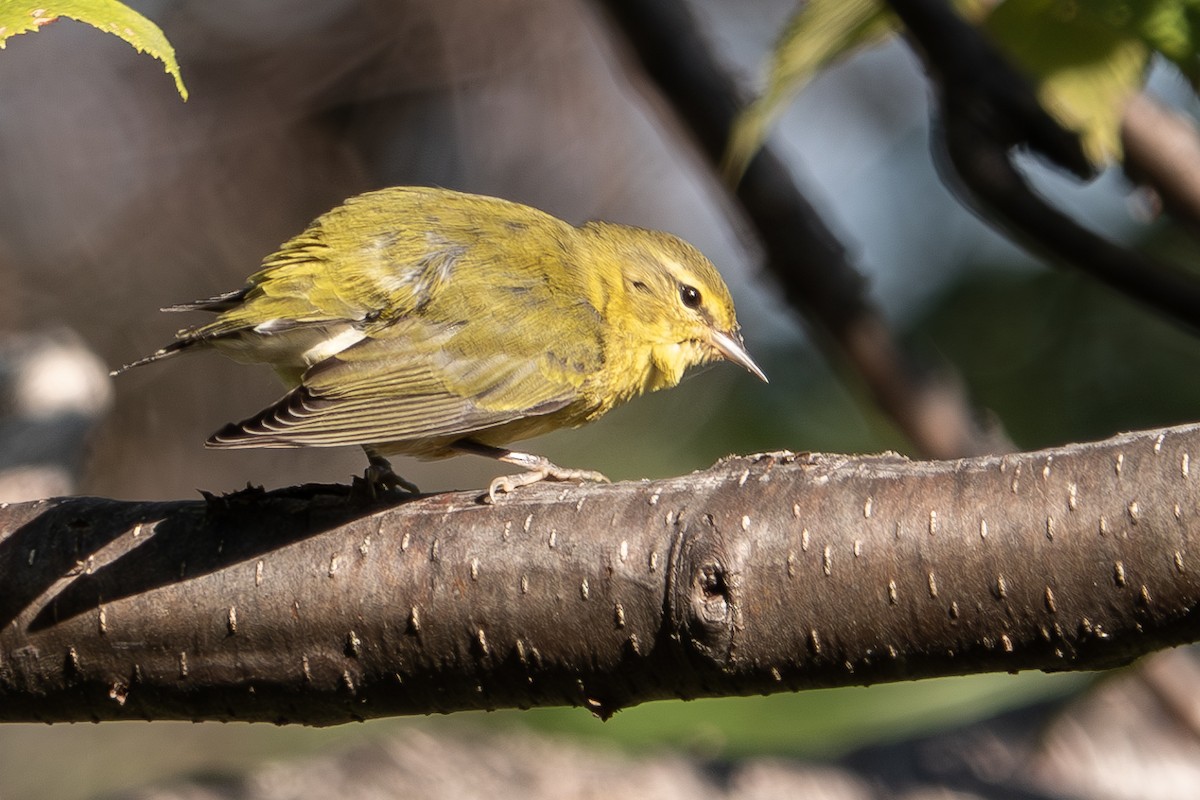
115;187;766;500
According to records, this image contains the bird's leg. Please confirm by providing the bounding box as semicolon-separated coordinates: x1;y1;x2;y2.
452;439;610;503
355;448;420;499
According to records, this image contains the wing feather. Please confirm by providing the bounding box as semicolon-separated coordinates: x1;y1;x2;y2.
207;319;589;450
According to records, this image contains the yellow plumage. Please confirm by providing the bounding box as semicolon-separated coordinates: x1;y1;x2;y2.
117;187;765;499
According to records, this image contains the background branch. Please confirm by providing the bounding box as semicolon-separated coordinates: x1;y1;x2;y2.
938;110;1200;333
883;0;1093;177
596;0;1005;458
886;0;1200;333
1123;92;1200;235
4;422;1200;724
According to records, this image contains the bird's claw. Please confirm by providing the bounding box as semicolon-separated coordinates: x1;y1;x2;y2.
484;467;610;504
353;456;420;502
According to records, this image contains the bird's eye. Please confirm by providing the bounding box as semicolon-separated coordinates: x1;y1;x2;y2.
679;284;702;309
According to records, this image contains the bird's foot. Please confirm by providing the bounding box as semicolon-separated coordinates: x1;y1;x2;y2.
450;439;609;504
353;454;420;502
486;464;609;504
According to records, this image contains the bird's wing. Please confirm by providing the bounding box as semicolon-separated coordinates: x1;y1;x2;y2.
207;316;600;449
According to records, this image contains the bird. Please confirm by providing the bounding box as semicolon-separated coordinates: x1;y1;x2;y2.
114;186;766;501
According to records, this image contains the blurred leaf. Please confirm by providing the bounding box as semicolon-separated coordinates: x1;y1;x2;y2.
731;0;1200;175
1140;0;1200;85
986;0;1153;166
723;0;896;182
0;1;187;100
725;0;1000;182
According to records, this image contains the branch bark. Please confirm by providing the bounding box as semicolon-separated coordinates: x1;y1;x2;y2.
4;424;1200;725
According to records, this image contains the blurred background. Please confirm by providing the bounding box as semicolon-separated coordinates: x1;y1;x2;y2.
2;0;1200;797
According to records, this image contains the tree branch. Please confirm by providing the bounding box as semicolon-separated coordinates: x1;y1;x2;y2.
4;423;1200;725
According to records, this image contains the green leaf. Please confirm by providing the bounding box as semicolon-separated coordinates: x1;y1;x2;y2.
723;0;990;183
723;0;895;182
1139;0;1200;86
728;0;1200;175
0;0;187;100
985;0;1153;166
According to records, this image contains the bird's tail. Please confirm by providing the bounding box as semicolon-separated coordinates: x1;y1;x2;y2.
109;339;198;377
111;290;247;376
161;288;249;314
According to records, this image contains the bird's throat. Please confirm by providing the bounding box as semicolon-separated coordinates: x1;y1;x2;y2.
644;341;701;393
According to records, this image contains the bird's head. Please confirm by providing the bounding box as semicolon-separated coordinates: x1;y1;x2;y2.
581;222;767;390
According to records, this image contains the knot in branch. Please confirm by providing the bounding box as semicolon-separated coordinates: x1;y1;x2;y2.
667;514;736;668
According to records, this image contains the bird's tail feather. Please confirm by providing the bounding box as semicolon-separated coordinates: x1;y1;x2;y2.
161;288;248;313
109;339;196;377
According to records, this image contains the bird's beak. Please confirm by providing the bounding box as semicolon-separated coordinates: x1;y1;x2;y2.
708;328;768;383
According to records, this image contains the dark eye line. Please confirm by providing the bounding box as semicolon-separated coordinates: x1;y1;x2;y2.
631;280;650;293
679;283;702;309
